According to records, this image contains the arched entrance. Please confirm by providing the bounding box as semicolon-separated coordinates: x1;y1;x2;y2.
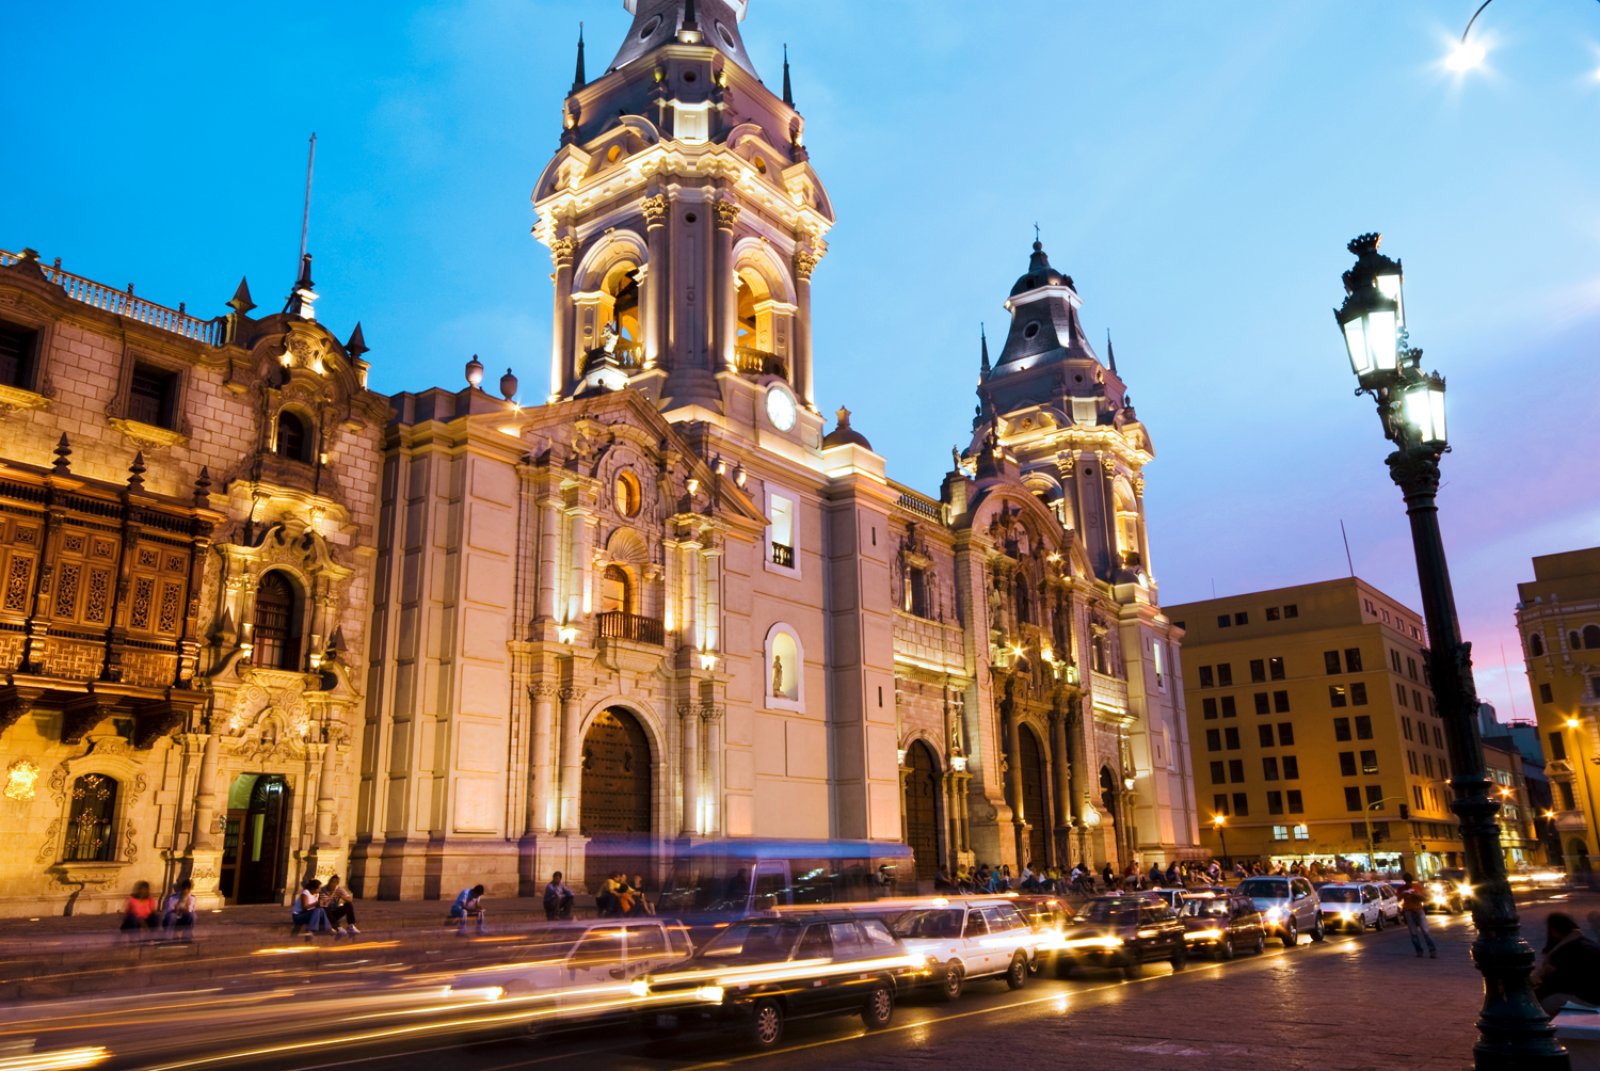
221;774;291;904
1019;727;1050;869
580;708;653;890
902;741;941;882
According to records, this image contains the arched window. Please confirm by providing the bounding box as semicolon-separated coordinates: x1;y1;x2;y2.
63;773;118;862
276;410;312;463
603;265;641;344
1529;633;1545;658
765;626;803;708
600;564;632;615
1114;482;1141;564
1572;631;1583;651
614;470;641;518
1584;625;1600;650
253;571;303;671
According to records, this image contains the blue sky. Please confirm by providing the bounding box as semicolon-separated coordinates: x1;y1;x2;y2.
5;1;1598;720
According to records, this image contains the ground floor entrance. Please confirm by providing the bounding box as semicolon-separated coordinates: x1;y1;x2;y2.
220;774;291;904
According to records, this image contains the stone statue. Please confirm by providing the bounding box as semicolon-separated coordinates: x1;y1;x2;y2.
771;654;784;697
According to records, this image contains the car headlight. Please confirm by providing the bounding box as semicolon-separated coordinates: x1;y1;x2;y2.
1065;935;1124;950
693;985;724;1004
1458;884;1473;897
629;979;650;998
1186;928;1223;941
1265;906;1286;921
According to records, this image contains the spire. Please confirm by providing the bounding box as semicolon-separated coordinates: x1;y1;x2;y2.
1106;329;1118;375
285;253;317;319
782;43;794;106
572;22;586;91
344;322;369;360
227;277;256;314
979;324;991;376
608;0;758;78
683;0;698;31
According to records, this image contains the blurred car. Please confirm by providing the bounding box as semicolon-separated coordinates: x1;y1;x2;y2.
635;914;924;1048
1057;895;1187;979
887;898;1038;1000
1177;891;1267;960
1144;887;1188;912
1372;881;1402;924
1425;873;1469;914
451;919;695;999
1316;883;1384;933
1012;895;1075;976
1237;875;1325;947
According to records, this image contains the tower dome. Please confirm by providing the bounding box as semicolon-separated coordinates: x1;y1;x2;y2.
1009;240;1073;297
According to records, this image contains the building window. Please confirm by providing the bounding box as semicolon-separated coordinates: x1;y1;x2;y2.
1278;723;1295;746
1206;729;1221;752
615;470;642;518
1229;759;1245;782
1585;625;1600;649
1271;823;1289;840
1345;786;1362;811
767;490;797;570
1390;649;1403;672
1284;604;1298;618
905;565;930;618
1408;751;1419;775
1324;650;1342;675
1269;657;1285;681
1234;611;1249;625
1334;717;1352;742
1424;754;1435;777
1210;760;1226;784
1216;663;1233;686
1283;756;1300;779
1365;785;1386;809
1329;684;1348;708
1559;782;1576;810
1355;715;1373;740
1267;790;1284;815
1351;682;1368;706
1539;683;1553;704
599;564;632;614
1292;820;1308;837
1413;688;1424;711
252;571;303;671
1254;692;1270;715
0;320;40;390
63;773;118;862
1396;683;1409;707
1345;647;1364;672
1220;696;1237;718
1232;792;1249;817
1402;717;1413;741
1528;633;1544;657
1360;749;1379;775
126;362;180;429
1413;784;1424;809
1250;659;1266;683
1339;752;1356;776
1273;690;1290;713
1217;614;1231;628
1266;606;1281;621
1198;665;1214;689
1213;794;1230;817
1203;697;1218;720
1224;727;1240;750
1549;732;1567;761
1407;656;1419;680
276;409;312;463
1258;724;1274;747
1263;758;1280;782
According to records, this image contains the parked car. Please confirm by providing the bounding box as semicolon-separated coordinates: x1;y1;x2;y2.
887;898;1037;1000
1177;891;1267;960
635;914;925;1049
1237;875;1325;947
1057;896;1187;979
1317;883;1385;932
1374;881;1403;924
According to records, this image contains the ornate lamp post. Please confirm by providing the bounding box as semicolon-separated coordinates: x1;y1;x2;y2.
1212;814;1230;870
1335;233;1566;1069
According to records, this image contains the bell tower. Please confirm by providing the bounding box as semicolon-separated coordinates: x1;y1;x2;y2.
532;0;834;430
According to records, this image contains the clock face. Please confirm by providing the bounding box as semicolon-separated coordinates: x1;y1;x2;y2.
765;385;797;432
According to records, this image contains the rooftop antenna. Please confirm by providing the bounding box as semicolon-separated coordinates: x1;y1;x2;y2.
1033;222;1041;244
1339;519;1355;577
1498;641;1523;722
573;22;586;91
285;133;319;318
298;133;317;270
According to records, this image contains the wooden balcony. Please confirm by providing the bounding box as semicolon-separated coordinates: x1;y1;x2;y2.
596;610;664;646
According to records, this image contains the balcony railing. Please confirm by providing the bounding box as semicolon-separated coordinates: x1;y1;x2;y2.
596;610;664;646
770;542;795;568
734;346;787;378
2;250;223;346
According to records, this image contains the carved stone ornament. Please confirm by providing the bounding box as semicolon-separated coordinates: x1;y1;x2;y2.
640;196;669;225
550;236;579;267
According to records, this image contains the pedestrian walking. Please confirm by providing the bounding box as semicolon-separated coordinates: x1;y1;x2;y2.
1533;912;1600;1015
1396;872;1436;958
320;875;359;936
120;880;159;940
447;884;488;935
543;871;574;920
291;879;332;938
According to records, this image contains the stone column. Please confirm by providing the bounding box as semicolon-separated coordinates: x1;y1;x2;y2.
548;235;578;401
190;732;221;850
315;738;339;848
685;538;702;653
713;199;741;372
537;494;561;622
793;246;821;407
557;686;583;833
528;683;557;833
1051;708;1073;866
680;703;701;835
641;194;669;367
703;705;724;836
701;542;721;655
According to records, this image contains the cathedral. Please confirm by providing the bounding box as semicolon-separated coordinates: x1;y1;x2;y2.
0;0;1196;916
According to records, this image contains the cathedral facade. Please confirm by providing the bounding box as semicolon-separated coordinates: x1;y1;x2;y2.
0;0;1196;916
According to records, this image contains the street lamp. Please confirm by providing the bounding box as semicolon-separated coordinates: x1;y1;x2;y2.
1335;233;1566;1069
1212;814;1231;870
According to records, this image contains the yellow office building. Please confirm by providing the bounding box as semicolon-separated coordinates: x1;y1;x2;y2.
1169;578;1461;874
1516;546;1600;874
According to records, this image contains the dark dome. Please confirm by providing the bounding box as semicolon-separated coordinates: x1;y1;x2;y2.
1009;240;1072;297
823;406;872;450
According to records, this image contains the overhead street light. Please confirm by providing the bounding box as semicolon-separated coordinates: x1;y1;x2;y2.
1335;233;1567;1070
1446;0;1600;73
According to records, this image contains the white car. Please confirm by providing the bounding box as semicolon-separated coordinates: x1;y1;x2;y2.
888;899;1038;1000
1373;882;1402;924
1317;883;1385;933
451;919;695;1008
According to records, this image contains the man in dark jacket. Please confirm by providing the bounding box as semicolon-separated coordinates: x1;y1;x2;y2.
1534;912;1600;1015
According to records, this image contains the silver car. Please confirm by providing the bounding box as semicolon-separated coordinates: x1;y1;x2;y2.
1236;876;1325;947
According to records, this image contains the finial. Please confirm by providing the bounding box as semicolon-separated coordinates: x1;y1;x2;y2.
344;321;369;359
51;434;72;475
127;451;146;492
193;466;212;506
979;324;991;376
572;22;587;91
227;276;256;314
500;367;519;401
1106;329;1118;375
1034;222;1041;246
465;354;485;388
835;405;851;427
782;43;794;107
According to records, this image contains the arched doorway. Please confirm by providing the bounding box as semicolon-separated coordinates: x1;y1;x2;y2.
580;708;653;891
903;741;940;882
1019;727;1050;869
221;774;291;904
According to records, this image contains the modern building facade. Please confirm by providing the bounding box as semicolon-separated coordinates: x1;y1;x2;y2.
1170;578;1463;874
1515;545;1600;874
0;249;388;917
0;0;1199;914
